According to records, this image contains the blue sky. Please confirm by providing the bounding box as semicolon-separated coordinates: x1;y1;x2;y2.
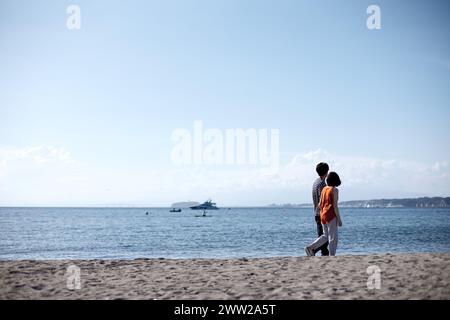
0;0;449;206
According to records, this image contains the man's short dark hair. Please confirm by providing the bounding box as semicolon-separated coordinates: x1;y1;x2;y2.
316;162;329;177
326;172;341;187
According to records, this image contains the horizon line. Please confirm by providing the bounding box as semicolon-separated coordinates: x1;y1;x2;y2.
1;196;449;209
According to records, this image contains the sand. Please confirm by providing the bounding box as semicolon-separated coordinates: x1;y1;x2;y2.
0;253;449;300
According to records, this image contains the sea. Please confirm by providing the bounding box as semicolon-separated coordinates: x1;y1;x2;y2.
1;207;449;260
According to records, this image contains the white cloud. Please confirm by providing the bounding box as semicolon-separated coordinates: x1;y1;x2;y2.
0;145;73;167
266;149;450;200
0;145;73;179
155;149;450;203
432;160;449;173
0;146;448;206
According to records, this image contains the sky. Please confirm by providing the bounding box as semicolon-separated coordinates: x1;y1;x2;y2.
0;0;449;206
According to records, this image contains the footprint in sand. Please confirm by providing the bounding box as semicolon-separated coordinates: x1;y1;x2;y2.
31;284;45;290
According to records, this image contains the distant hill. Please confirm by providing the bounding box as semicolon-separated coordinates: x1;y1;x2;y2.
171;201;199;208
339;197;450;208
268;197;450;208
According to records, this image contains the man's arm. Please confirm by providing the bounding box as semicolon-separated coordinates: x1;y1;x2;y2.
316;182;324;208
312;188;317;210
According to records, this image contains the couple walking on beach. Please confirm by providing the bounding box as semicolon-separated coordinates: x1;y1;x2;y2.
305;162;342;256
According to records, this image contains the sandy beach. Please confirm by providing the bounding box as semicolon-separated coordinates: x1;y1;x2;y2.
1;253;449;300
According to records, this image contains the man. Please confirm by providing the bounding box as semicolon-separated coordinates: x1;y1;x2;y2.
310;162;329;256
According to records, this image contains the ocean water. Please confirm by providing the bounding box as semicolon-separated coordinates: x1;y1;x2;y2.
0;207;449;260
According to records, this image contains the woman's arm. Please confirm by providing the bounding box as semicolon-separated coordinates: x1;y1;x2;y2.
333;188;343;227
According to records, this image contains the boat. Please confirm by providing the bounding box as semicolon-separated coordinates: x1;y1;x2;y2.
190;199;219;210
169;208;182;212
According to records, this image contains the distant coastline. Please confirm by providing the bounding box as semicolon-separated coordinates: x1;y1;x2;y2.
2;197;450;209
268;197;450;208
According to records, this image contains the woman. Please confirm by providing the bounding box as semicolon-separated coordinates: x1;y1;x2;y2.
305;172;342;256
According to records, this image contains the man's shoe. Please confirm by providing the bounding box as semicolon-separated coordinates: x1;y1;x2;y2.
305;246;314;257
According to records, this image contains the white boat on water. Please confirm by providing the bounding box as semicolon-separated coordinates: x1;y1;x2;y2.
190;199;219;210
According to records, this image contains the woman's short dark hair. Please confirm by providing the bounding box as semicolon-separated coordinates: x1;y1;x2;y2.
326;172;341;187
316;162;329;176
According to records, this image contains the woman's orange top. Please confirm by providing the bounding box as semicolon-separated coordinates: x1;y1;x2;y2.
320;186;336;224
